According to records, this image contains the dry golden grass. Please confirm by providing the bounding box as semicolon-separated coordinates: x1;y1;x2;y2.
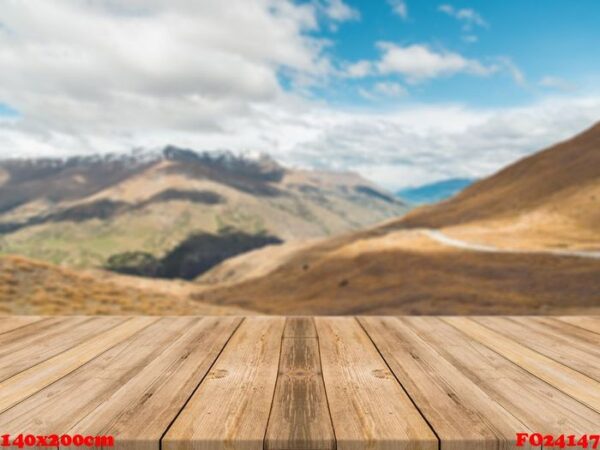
398;122;600;250
195;228;600;315
0;255;251;315
197;240;318;285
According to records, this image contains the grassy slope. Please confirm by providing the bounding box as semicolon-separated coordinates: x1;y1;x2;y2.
0;255;250;315
195;228;600;315
396;122;600;250
194;124;600;315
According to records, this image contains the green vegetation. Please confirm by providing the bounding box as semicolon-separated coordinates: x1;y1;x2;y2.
105;252;161;277
104;228;282;280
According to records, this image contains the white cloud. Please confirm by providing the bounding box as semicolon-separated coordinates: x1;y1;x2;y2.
319;0;360;22
388;0;408;19
376;43;496;82
358;82;406;100
539;76;576;92
357;88;377;101
374;82;406;97
496;57;526;86
276;96;600;189
438;4;487;30
438;5;454;15
3;90;599;190
0;0;331;138
345;60;373;78
0;0;596;192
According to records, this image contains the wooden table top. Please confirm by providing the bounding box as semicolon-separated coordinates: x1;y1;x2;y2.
0;316;598;450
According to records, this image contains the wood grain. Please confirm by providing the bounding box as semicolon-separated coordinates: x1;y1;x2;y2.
315;317;437;450
421;317;600;434
0;317;186;436
443;317;600;413
531;317;600;347
359;316;534;450
282;317;318;338
555;316;600;335
0;316;156;414
0;316;124;382
0;316;45;335
474;316;600;381
68;317;241;450
163;317;285;450
0;315;598;450
0;316;64;347
265;318;335;450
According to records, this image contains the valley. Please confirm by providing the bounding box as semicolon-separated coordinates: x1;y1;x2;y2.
191;123;600;315
0;124;598;315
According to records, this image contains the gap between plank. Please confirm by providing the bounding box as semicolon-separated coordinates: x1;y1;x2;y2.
262;318;287;450
553;317;600;336
158;317;246;450
313;316;337;450
263;317;337;450
355;317;441;450
0;316;49;336
476;317;600;383
0;316;155;415
443;317;600;415
0;317;128;383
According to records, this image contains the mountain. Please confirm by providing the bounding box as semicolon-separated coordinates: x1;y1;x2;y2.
0;147;407;271
398;178;474;205
397;122;600;250
193;124;600;314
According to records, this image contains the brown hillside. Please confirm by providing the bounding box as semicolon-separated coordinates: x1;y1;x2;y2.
399;122;600;232
195;228;600;315
0;255;249;315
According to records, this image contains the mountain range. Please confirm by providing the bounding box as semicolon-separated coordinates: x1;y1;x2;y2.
0;123;598;315
0;146;407;274
398;178;474;205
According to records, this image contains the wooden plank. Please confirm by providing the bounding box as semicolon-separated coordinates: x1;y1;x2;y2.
315;317;437;450
413;317;600;435
283;317;317;338
265;318;335;450
0;316;65;347
359;316;535;450
0;316;125;382
163;317;285;450
532;317;600;347
555;316;600;335
442;317;600;413
474;317;600;381
0;317;191;436
0;316;45;335
67;317;242;450
0;316;156;414
0;314;598;450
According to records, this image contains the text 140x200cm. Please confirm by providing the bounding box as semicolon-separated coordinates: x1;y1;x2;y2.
1;434;114;448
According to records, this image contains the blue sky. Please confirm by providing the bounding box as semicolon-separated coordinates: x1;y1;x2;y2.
0;0;599;189
307;0;600;107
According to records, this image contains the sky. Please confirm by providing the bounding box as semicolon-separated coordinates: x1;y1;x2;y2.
0;0;599;189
